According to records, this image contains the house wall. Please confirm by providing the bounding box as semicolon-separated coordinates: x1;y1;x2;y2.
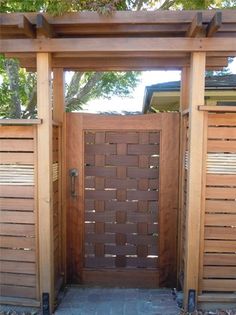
150;90;236;112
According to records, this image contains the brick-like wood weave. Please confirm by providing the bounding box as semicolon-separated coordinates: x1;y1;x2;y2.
84;131;159;269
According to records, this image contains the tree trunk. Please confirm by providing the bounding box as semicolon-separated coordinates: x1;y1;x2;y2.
4;59;22;118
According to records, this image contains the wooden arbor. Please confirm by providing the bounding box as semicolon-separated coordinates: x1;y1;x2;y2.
0;10;236;313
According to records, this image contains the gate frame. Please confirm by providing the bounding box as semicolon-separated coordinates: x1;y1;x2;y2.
66;113;179;287
1;10;236;312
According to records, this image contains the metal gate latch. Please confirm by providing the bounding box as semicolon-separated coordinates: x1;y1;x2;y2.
69;168;78;197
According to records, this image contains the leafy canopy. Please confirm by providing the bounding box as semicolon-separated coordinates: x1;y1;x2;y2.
1;0;235;14
0;0;235;118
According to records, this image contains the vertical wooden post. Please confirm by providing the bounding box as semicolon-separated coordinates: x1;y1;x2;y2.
53;68;67;284
159;113;179;287
184;52;206;309
177;66;190;286
37;53;54;312
180;67;190;112
53;68;65;123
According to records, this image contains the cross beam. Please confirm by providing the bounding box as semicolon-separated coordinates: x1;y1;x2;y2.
1;38;235;54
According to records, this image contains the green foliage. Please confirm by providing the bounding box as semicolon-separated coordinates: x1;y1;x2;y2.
91;72;140;99
206;58;234;77
0;55;37;118
65;71;140;111
173;0;236;9
0;0;127;15
1;0;235;14
0;0;235;118
0;0;45;13
0;56;12;118
125;0;236;10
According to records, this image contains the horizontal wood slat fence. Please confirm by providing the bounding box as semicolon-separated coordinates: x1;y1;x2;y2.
0;126;39;306
0;123;63;308
179;110;236;306
1;109;235;309
200;112;236;300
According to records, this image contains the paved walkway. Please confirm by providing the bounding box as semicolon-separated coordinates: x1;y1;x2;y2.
54;287;180;315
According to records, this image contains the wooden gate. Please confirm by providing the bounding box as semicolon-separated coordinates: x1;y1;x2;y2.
66;113;179;288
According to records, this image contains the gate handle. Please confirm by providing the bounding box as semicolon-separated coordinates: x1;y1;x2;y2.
69;168;78;197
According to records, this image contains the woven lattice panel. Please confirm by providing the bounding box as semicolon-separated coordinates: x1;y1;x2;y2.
84;131;159;269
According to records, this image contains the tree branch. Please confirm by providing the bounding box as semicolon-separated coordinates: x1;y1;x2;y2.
66;72;84;99
66;72;104;110
22;84;37;118
134;0;146;10
159;0;176;9
76;72;104;100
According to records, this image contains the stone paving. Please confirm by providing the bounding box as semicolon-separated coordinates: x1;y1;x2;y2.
54;286;180;315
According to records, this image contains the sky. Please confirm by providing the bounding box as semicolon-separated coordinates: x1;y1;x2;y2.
81;58;236;114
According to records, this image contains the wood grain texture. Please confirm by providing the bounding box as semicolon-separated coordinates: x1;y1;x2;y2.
0;198;34;211
36;52;54;308
0;273;36;287
0;211;34;224
184;52;206;307
0;223;35;236
84;128;159;271
159;113;179;287
0;124;39;305
208;113;236;126
0;285;36;299
1;38;236;54
0;152;34;164
0;139;34;151
201;279;236;291
200;110;236;298
67;113;179;288
0;261;36;274
0;248;35;262
203;254;236;266
66;114;84;283
1;11;236;26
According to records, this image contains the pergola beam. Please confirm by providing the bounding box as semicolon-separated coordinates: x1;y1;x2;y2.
54;24;188;36
186;12;203;37
1;38;235;54
14;56;229;71
18;15;35;38
36;14;55;38
1;10;235;40
6;51;235;58
1;10;235;25
207;12;222;37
